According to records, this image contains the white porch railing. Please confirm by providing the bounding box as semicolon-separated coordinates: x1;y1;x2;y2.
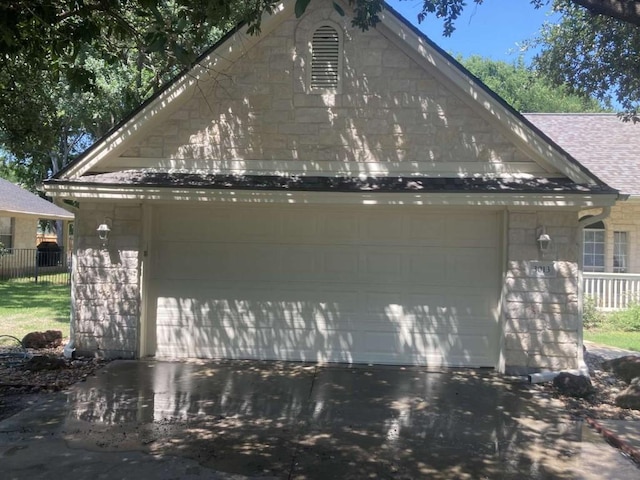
583;272;640;311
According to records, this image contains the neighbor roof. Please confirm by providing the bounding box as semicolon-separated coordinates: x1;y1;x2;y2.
0;178;74;220
525;114;640;197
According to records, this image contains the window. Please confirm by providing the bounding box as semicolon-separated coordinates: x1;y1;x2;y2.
613;231;628;273
0;216;14;249
310;24;341;91
583;221;605;272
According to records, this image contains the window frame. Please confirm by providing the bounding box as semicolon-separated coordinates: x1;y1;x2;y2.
613;231;629;273
583;221;605;273
0;216;15;250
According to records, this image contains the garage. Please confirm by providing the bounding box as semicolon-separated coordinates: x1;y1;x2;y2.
148;203;502;367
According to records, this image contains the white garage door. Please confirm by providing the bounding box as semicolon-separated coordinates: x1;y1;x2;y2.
149;204;501;367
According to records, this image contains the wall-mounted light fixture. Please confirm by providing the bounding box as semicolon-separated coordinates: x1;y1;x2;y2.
97;219;112;245
536;227;552;254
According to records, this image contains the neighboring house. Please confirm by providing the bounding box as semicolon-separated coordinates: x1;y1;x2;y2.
0;177;74;250
526;114;640;275
44;0;619;374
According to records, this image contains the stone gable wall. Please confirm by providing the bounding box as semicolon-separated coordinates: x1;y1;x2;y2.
72;203;142;359
119;2;546;176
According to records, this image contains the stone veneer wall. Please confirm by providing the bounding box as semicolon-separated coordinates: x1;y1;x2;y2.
118;2;545;175
72;202;142;359
502;210;581;375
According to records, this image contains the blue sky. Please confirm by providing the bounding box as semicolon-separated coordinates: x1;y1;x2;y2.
386;0;559;63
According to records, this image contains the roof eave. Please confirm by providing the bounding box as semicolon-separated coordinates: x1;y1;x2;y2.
43;181;619;208
0;207;74;220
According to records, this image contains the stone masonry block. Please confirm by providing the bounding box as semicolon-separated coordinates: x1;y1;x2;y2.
509;213;537;229
503;314;580;333
504;353;578;374
75;267;139;285
114;206;142;220
508;229;526;245
504;332;577;352
75;283;139;302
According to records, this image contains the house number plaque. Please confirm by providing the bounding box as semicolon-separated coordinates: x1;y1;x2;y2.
526;261;557;278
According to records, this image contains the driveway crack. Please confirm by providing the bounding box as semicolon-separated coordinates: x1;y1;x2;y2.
286;365;319;480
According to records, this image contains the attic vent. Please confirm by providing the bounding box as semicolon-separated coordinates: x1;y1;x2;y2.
311;25;341;90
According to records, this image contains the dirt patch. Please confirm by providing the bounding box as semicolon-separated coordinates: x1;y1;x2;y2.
0;345;108;422
535;350;640;421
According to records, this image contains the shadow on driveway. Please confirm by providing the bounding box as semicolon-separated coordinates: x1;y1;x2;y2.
1;360;639;479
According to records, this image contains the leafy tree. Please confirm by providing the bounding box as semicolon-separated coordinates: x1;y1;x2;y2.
1;0;639;188
460;56;608;113
0;2;226;188
534;1;640;120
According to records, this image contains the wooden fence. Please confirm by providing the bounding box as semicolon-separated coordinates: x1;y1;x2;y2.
583;272;640;311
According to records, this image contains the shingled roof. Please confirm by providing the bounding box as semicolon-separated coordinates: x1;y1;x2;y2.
525;114;640;197
48;170;614;194
0;178;74;220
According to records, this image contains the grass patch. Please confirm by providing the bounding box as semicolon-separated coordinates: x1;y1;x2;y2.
0;280;70;346
584;331;640;351
584;297;640;351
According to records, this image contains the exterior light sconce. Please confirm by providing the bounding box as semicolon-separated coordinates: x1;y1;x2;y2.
537;227;552;254
97;219;112;245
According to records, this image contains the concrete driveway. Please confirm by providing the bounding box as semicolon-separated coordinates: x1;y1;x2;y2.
1;360;639;480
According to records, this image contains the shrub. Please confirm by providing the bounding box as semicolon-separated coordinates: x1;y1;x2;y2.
583;295;605;330
607;302;640;332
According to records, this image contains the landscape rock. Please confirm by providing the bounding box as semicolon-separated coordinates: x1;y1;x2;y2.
602;355;640;384
24;355;67;371
615;377;640;410
553;372;595;398
21;330;63;349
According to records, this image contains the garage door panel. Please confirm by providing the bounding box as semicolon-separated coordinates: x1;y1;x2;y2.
152;205;501;367
446;249;500;285
445;215;497;247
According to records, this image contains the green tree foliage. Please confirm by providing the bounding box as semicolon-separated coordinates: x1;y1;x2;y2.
1;0;639;188
0;1;227;188
535;1;640;120
460;56;608;113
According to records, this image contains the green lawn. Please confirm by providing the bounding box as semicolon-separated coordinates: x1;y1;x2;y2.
584;331;640;352
0;280;70;346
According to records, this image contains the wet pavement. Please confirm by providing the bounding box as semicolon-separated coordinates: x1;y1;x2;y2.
1;360;640;479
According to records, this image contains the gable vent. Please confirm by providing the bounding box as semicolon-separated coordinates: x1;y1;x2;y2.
311;25;340;90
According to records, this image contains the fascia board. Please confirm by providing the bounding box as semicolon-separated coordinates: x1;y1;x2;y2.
61;1;293;179
0;207;74;220
377;10;596;185
43;183;618;208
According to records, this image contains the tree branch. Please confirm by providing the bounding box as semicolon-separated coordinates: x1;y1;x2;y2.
570;0;640;26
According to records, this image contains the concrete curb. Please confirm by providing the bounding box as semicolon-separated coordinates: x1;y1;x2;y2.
586;417;640;465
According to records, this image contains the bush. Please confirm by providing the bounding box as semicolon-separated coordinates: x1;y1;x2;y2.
607;302;640;332
583;295;605;330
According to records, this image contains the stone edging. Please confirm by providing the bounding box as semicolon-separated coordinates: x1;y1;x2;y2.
586;417;640;465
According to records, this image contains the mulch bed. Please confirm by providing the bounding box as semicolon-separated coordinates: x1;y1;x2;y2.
0;344;108;422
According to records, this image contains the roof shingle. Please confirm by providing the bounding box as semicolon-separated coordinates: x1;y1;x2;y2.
0;178;74;219
525;114;640;196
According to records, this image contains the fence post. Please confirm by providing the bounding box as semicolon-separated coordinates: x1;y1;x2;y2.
34;249;39;284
